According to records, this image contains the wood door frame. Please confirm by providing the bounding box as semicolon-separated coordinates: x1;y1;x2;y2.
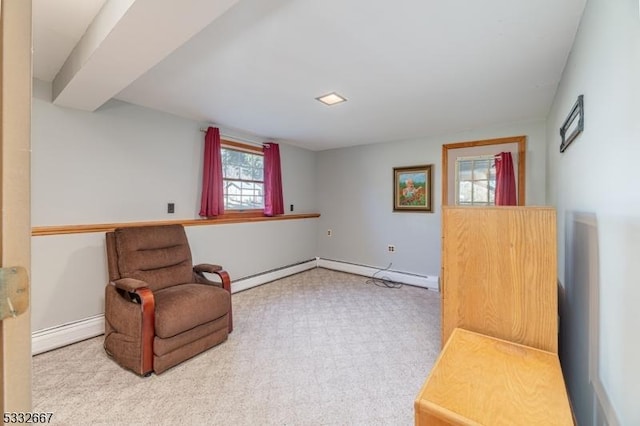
441;136;526;206
0;0;32;413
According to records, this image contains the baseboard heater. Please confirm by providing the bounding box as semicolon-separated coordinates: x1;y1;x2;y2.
31;259;318;355
317;258;439;290
32;258;438;355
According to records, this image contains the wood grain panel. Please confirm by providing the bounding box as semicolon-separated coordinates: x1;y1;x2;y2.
441;206;557;352
415;328;573;426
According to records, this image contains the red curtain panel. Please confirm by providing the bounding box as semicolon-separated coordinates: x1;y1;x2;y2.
495;152;517;205
263;142;284;216
199;127;224;217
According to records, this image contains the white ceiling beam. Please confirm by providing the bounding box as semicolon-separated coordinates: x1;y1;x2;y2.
52;0;240;111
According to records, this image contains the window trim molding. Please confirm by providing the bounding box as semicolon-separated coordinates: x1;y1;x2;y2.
221;139;264;154
442;136;526;207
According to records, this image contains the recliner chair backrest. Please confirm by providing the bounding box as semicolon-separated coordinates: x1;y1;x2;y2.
109;224;194;292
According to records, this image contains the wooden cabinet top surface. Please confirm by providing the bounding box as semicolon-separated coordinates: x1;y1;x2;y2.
415;328;573;426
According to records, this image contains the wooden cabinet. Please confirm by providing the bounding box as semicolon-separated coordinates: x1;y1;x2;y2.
415;328;573;425
441;206;558;353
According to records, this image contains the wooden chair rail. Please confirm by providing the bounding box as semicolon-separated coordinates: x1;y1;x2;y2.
32;213;320;236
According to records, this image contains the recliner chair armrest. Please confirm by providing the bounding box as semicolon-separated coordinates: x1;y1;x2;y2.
192;265;233;334
193;266;229;290
193;264;223;274
111;278;149;293
107;279;155;375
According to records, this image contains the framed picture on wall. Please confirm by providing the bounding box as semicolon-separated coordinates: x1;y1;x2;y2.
393;164;433;212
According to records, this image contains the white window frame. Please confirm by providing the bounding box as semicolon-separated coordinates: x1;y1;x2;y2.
221;140;265;213
454;155;496;206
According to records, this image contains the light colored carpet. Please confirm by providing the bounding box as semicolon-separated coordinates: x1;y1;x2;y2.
32;268;441;425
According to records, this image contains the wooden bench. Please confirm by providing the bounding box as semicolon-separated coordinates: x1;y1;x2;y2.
415;328;573;425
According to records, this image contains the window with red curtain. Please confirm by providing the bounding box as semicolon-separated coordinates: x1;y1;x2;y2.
221;142;265;211
494;152;517;205
455;156;496;205
263;142;284;216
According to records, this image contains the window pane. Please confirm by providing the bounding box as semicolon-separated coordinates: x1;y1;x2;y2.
222;149;240;165
489;178;496;204
223;179;265;209
473;160;490;180
252;167;263;181
221;147;265;210
246;155;258;168
458;161;472;181
240;167;253;180
240;196;258;208
225;180;241;195
455;156;499;206
227;194;241;206
473;181;489;202
458;180;472;203
224;165;240;179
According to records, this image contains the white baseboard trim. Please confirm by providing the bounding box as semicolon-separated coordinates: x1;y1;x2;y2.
317;258;439;291
32;314;104;355
32;260;318;355
231;259;317;293
31;259;434;354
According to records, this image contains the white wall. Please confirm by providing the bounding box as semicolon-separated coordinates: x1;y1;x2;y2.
32;79;317;225
31;221;318;331
279;141;317;214
546;0;640;424
31;79;318;332
317;119;547;278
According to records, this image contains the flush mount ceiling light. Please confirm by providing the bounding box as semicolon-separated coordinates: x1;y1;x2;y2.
316;92;347;106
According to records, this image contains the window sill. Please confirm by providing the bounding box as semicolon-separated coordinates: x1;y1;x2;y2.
32;213;321;236
213;210;265;219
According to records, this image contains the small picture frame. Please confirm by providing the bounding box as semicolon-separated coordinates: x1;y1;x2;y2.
560;94;584;153
393;165;433;212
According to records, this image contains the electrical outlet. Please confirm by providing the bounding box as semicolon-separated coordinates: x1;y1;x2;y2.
327;229;332;237
387;245;396;253
167;203;175;214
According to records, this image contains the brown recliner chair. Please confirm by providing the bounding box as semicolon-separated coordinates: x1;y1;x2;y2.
104;224;232;375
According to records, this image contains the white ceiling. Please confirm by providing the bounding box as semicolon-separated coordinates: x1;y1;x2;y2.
33;0;108;82
32;0;586;151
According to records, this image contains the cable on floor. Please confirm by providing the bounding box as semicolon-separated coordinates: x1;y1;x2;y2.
366;262;403;288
